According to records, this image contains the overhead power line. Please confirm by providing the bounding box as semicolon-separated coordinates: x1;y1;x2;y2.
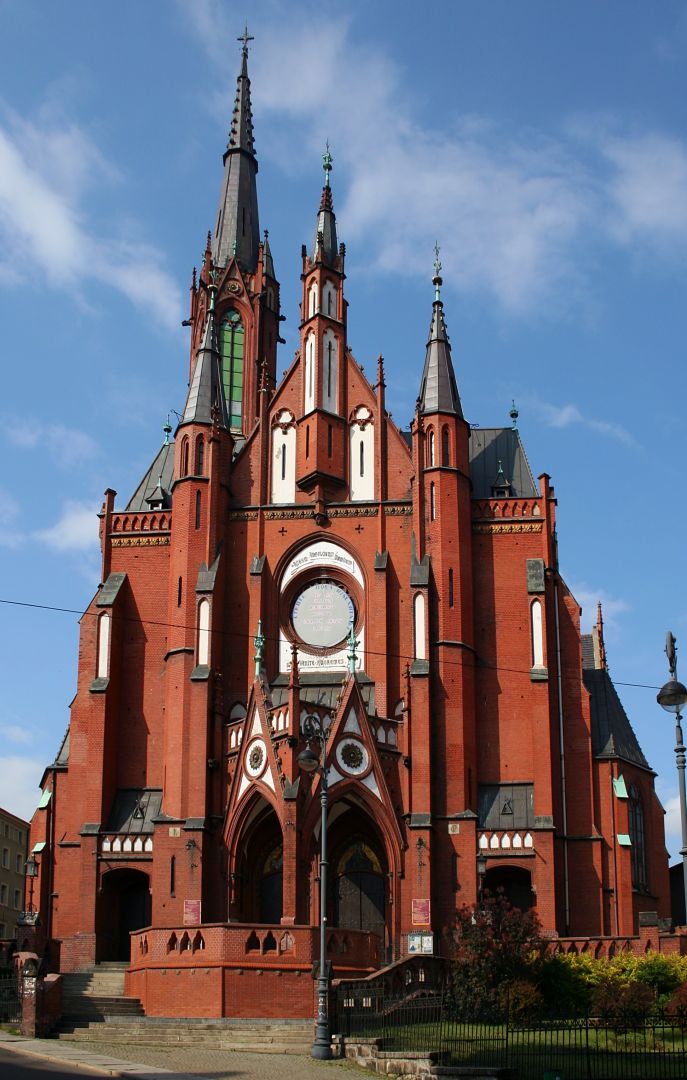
0;595;662;693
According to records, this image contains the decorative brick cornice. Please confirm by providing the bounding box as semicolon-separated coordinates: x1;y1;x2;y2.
111;536;170;547
472;521;543;534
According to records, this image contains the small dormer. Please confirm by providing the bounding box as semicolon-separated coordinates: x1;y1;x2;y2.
491;460;512;498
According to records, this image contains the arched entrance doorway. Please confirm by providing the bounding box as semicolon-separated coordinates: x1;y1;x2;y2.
97;868;151;961
483;866;533;912
326;800;388;949
234;798;283;924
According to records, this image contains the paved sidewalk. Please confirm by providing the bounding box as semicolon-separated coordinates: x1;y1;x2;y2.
0;1030;357;1079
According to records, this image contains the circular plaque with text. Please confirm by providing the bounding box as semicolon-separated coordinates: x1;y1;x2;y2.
291;581;354;649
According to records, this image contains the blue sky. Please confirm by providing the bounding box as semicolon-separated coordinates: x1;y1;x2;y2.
1;1;686;861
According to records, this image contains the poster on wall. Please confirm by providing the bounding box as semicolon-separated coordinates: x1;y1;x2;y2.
408;933;435;954
411;898;431;925
183;900;202;926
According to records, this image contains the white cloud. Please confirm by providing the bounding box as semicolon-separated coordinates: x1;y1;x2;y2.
183;6;687;315
5;419;99;470
0;107;184;331
661;793;682;862
33;501;100;553
0;724;32;746
569;583;631;634
0;486;23;548
0;755;45;822
532;399;637;446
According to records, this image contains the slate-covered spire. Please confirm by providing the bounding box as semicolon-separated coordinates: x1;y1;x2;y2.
182;286;230;428
312;144;338;263
212;28;260;272
418;246;463;418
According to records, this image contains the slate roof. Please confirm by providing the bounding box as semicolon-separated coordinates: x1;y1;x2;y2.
469;427;538;499
418;300;463;417
270;672;376;714
105;789;163;835
125;440;175;512
181;308;230;429
54;726;70;766
581;634;651;770
213;45;260;272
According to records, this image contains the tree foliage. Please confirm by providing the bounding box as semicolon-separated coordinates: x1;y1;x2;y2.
448;892;543;1012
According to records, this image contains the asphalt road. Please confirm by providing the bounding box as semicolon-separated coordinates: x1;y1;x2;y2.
0;1045;100;1078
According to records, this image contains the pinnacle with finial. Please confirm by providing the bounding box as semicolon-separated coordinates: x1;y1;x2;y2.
254;619;265;679
432;241;443;302
347;622;358;675
323;141;333;187
163;415;172;444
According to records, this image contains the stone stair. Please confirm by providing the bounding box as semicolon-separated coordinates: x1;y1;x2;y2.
59;962;144;1023
57;1016;315;1054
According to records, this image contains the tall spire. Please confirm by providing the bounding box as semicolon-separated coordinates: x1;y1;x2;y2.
182;283;230;428
312;143;338;263
212;28;260;272
418;245;463;418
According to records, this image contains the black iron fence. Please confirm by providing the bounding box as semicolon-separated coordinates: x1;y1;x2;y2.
334;985;687;1080
0;970;20;1025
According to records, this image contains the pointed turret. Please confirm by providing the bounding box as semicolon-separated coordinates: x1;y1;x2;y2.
418;248;463;418
182;288;230;428
212;29;260;272
312;144;338;264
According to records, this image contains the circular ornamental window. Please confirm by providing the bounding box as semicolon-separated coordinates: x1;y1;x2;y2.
291;581;355;649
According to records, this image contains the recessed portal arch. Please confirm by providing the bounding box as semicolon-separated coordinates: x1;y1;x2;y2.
231;795;284;924
483;865;534;912
96;868;151;961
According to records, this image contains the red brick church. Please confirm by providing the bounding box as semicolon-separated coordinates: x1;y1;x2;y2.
28;39;669;1015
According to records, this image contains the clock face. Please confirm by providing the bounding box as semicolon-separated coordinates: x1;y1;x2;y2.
291;581;354;649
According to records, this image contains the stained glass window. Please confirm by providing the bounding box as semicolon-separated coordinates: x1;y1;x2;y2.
219;309;244;431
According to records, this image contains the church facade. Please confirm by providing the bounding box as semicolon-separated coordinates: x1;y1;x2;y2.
29;41;669;1007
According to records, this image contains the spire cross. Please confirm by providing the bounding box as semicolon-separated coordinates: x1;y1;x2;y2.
237;25;254;54
323;141;333;188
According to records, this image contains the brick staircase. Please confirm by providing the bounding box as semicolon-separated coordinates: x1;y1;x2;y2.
56;963;314;1052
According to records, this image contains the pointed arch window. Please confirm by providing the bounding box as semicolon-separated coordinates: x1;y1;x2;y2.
195;489;201;530
197;599;210;667
181;437;189;478
97;613;110;679
359;440;365;477
195;435;204;476
629;784;648;891
428;430;435;467
430;482;436;521
442;426;450;466
448;568;454;608
219;309;244;431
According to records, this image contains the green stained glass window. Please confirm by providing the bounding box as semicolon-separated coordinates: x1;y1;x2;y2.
219;309;244;432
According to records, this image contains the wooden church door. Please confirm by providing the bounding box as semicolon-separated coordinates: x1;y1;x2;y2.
335;841;386;945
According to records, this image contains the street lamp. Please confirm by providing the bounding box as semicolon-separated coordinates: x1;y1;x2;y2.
24;856;39;916
298;712;333;1060
476;852;487;908
657;631;687;922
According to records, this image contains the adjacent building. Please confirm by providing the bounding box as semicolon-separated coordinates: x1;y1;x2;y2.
0;807;29;942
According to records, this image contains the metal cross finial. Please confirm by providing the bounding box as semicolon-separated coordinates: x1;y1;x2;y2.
323;141;333;187
667;631;678;678
238;25;254;54
163;415;172;444
510;399;519;429
433;242;442;302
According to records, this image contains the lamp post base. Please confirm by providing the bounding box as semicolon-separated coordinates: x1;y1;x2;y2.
311;1028;333;1060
